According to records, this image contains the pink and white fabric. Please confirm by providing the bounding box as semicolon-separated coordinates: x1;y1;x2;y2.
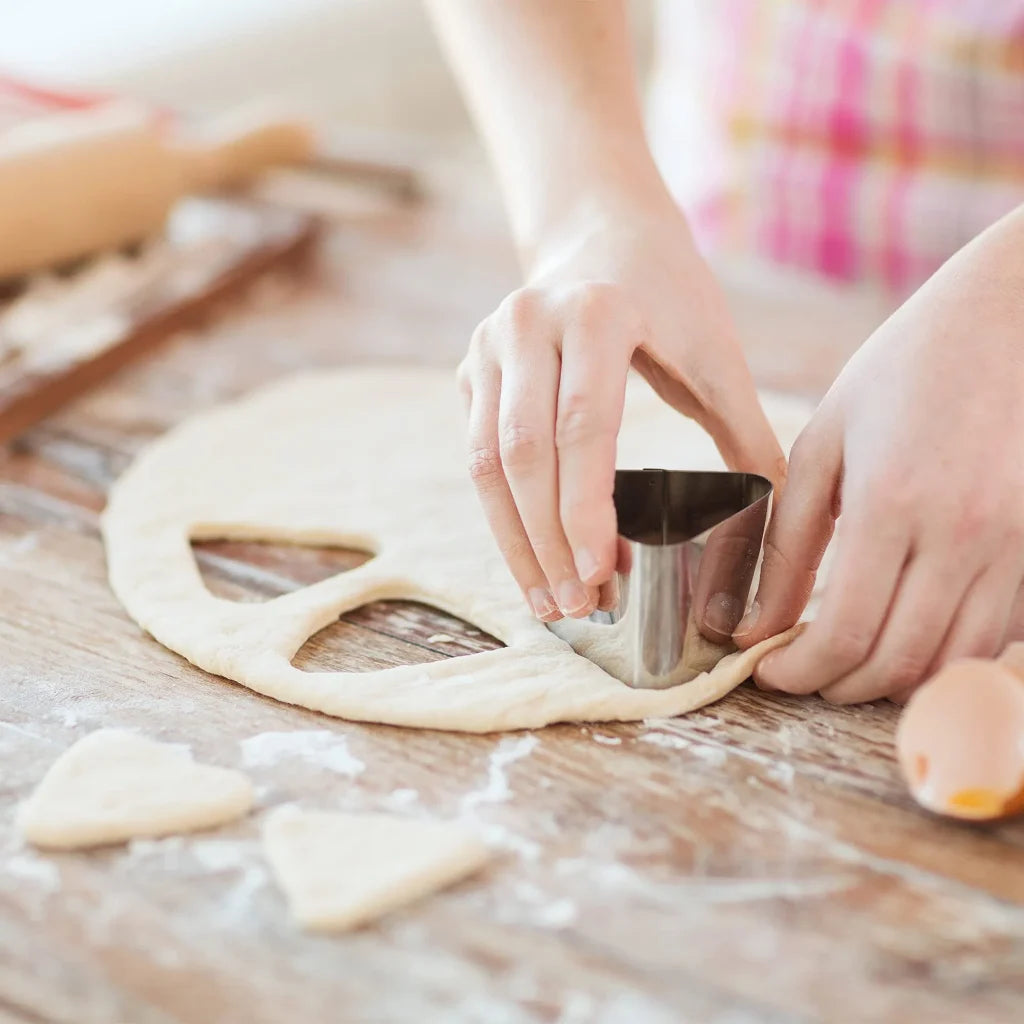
648;0;1024;295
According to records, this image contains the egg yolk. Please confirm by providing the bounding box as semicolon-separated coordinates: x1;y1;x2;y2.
948;788;1008;818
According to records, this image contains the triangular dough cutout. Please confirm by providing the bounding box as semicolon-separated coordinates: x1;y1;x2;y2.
18;729;254;849
263;806;490;931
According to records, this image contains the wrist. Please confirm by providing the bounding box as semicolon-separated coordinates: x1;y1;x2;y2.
518;172;689;282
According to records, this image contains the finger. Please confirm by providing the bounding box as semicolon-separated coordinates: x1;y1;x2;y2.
694;491;772;643
631;348;787;489
701;375;789;490
734;417;842;649
819;554;972;704
888;687;917;706
465;359;561;622
754;512;911;695
1005;581;1024;644
931;555;1024;667
556;303;633;588
498;340;595;618
597;577;619;612
455;357;473;413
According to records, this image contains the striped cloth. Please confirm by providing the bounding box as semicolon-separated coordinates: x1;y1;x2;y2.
648;0;1024;295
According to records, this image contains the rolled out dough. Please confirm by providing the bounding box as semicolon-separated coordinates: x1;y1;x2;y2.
18;729;254;849
103;368;810;731
263;806;490;931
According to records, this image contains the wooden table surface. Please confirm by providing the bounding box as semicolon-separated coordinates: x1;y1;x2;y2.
1;162;1022;1024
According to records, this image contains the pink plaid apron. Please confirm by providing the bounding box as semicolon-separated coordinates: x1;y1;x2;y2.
648;0;1024;295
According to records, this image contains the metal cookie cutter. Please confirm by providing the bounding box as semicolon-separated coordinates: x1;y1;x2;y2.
548;469;772;689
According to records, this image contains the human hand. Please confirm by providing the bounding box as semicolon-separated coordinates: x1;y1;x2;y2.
458;195;785;622
735;209;1024;702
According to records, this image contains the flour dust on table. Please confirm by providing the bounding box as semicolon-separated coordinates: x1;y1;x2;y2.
103;368;812;731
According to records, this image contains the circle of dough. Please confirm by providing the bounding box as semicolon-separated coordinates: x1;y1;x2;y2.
103;368;808;732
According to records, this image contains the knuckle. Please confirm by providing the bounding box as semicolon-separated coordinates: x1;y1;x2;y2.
468;319;490;356
951;499;1004;547
500;534;536;570
497;288;543;333
555;396;608;450
961;625;1003;658
466;445;503;487
829;625;875;669
760;538;811;586
529;534;572;570
499;423;546;470
869;473;918;522
787;428;824;473
1003;516;1024;548
881;649;930;691
567;281;639;333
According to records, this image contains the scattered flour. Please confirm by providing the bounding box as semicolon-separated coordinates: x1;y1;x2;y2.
478;822;541;862
2;851;60;892
511;882;577;929
0;533;39;564
532;898;577;929
51;708;81;729
776;724;796;756
460;734;538;815
555;855;853;905
592;734;622;746
127;835;187;862
639;731;690;751
240;730;365;777
769;761;796;786
382;788;419;811
127;837;268;922
689;743;728;767
188;839;256;873
427;633;456;644
190;840;269;921
639;731;729;765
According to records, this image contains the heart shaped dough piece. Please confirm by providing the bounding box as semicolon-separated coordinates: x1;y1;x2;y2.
18;728;254;849
263;806;490;932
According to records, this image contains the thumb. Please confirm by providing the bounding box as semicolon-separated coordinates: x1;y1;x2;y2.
733;413;842;648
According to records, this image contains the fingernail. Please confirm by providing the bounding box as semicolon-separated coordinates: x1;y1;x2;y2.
734;600;761;639
574;548;600;584
754;649;780;690
704;592;744;636
557;579;592;616
528;587;561;621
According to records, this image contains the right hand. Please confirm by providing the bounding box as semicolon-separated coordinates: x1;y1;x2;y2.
458;196;786;623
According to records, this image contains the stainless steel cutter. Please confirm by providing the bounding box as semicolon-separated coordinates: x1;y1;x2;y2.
548;469;772;689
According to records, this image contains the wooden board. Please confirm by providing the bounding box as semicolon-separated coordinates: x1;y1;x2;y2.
0;197;318;444
0;161;1022;1024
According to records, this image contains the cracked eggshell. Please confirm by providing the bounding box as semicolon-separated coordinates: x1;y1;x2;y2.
896;658;1024;821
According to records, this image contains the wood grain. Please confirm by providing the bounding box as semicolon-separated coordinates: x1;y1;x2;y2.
0;159;1021;1024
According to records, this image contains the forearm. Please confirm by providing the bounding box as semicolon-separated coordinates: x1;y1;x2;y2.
426;0;674;269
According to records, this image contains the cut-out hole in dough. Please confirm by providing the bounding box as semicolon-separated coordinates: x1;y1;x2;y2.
191;539;374;603
292;600;504;673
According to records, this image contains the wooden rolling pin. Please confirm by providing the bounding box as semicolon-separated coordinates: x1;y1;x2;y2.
0;102;315;279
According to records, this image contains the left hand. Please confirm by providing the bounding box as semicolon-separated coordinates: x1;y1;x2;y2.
733;207;1024;703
